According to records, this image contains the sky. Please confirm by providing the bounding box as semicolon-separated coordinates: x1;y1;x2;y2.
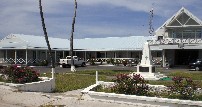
0;0;202;39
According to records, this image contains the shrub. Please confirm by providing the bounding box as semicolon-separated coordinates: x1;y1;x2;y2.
167;76;199;100
89;58;95;65
110;58;115;65
106;59;110;64
122;60;128;66
112;73;149;96
0;65;40;84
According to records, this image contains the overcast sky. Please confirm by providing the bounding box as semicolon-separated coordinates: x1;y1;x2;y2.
0;0;202;39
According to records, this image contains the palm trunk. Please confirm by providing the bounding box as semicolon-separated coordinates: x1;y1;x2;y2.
70;0;77;72
39;0;55;78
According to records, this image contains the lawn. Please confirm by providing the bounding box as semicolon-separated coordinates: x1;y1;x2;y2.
41;70;133;92
1;68;202;92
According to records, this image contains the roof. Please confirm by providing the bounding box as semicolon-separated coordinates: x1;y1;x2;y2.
0;34;69;50
156;7;202;32
0;34;160;51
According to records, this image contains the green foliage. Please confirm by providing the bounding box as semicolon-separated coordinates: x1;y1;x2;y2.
89;58;95;65
0;76;6;82
112;74;149;96
106;59;110;64
54;73;108;92
168;71;202;80
110;58;115;65
0;65;40;84
168;76;199;100
39;60;49;66
122;60;128;66
76;70;132;76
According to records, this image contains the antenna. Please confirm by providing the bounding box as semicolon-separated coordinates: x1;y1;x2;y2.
149;7;154;36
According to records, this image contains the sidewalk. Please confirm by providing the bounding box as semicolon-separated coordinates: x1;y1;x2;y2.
0;85;159;107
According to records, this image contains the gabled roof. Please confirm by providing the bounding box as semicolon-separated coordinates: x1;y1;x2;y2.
0;34;160;51
156;7;202;31
0;34;69;50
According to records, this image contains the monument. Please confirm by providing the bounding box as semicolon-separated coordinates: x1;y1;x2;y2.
137;41;155;73
136;41;166;80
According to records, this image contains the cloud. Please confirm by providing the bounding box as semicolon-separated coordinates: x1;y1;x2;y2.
0;0;202;39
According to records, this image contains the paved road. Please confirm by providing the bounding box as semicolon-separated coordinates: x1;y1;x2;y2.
33;65;137;73
33;64;192;74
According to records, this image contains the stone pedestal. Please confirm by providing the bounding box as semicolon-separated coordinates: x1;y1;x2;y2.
137;65;155;73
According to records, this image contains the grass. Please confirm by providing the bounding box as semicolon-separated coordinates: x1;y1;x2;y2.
0;76;5;82
39;70;132;92
54;73;109;92
76;70;133;76
2;68;202;93
168;71;202;80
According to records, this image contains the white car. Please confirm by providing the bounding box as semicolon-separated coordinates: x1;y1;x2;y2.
59;56;86;68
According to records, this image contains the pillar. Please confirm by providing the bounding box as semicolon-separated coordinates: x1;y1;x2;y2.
162;49;166;67
5;50;7;62
55;50;57;63
26;49;28;64
84;51;86;61
15;50;17;64
36;50;38;62
63;51;65;58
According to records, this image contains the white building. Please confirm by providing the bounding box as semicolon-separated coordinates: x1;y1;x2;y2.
153;7;202;67
1;7;201;67
0;34;160;65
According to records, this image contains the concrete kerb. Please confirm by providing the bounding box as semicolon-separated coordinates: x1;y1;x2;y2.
0;77;55;93
81;81;202;107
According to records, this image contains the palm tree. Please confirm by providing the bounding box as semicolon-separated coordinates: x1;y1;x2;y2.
70;0;77;72
39;0;55;79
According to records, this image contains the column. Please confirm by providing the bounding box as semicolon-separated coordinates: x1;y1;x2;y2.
55;50;57;63
36;50;38;62
15;50;17;64
84;51;86;61
63;51;65;58
5;50;7;62
162;49;166;67
26;49;28;64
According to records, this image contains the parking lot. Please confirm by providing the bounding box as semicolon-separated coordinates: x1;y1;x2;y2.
32;64;192;74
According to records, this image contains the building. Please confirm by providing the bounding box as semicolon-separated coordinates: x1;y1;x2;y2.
154;7;202;67
1;7;201;67
0;34;160;65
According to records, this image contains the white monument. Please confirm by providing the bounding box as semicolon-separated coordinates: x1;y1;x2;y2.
136;41;165;80
137;42;154;73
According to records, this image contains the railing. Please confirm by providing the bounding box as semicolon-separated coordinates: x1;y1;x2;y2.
2;58;44;64
86;58;162;65
148;38;202;45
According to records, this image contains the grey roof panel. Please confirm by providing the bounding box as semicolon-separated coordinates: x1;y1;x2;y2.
0;34;157;51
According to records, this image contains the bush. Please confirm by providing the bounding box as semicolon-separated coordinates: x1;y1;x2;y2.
110;58;115;65
106;59;110;64
167;76;199;100
122;60;128;66
0;65;40;84
89;58;95;65
112;73;149;96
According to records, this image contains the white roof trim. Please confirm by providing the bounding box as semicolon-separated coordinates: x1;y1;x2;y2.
156;7;202;32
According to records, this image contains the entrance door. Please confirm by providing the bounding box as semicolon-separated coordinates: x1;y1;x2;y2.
175;49;198;65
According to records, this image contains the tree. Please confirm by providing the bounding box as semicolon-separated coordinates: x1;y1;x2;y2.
39;0;55;79
70;0;77;72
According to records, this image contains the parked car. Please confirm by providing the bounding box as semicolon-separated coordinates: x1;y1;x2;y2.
59;56;86;68
188;59;202;71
